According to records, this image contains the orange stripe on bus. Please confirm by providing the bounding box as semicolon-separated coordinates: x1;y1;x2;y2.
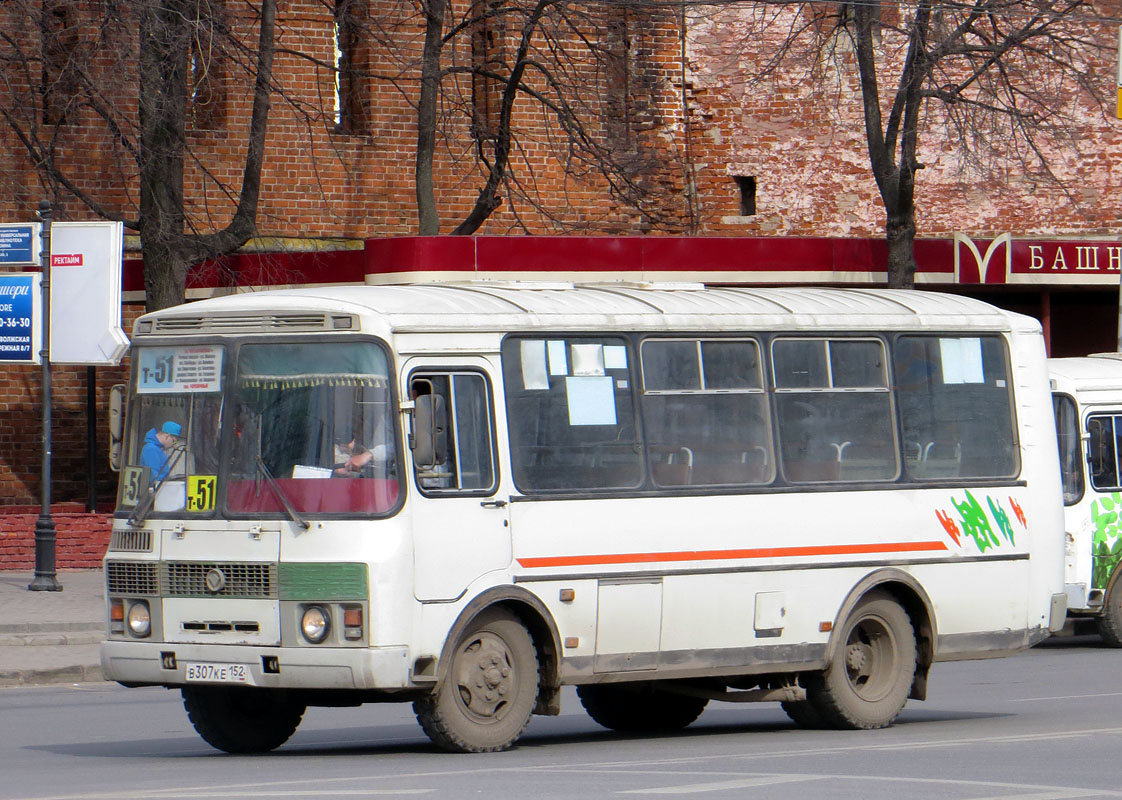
515;540;949;569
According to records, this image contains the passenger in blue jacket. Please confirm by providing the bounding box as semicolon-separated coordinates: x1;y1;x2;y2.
140;420;182;481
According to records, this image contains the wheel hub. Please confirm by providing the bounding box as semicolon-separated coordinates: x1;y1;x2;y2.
455;634;514;720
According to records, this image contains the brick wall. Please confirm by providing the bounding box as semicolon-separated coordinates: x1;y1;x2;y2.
0;304;141;509
0;1;1120;509
0;504;111;570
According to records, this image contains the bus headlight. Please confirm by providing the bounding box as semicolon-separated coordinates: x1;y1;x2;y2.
127;601;151;638
301;605;331;644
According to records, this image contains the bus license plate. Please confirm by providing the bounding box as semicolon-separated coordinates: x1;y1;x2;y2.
184;662;250;684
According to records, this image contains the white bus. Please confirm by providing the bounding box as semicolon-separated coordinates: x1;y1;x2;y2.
1048;353;1122;643
101;283;1066;754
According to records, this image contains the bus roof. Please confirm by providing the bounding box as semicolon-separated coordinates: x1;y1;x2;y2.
134;283;1041;337
1049;354;1122;396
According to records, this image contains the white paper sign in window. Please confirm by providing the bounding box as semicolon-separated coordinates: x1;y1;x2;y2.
547;340;568;376
566;376;617;425
604;345;628;370
521;340;549;390
571;344;605;376
939;337;985;385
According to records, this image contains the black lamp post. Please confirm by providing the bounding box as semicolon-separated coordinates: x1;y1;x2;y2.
29;200;60;592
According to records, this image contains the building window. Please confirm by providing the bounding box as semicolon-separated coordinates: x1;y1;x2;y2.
189;4;227;131
471;0;506;141
734;176;756;216
603;6;633;148
333;0;368;134
41;0;80;125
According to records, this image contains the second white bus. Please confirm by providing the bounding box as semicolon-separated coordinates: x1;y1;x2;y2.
100;283;1066;753
1049;353;1122;642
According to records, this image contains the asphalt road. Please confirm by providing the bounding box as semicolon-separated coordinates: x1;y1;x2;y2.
2;632;1121;800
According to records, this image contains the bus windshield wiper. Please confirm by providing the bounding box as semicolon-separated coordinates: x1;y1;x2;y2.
254;456;310;530
127;445;186;527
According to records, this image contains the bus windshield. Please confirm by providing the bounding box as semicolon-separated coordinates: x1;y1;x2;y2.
117;340;400;519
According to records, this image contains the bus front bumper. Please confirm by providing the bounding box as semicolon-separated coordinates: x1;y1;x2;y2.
100;640;414;691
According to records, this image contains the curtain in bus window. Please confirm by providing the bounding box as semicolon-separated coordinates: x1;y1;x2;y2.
893;335;1017;480
227;342;399;514
640;338;772;487
773;338;897;482
502;337;640;491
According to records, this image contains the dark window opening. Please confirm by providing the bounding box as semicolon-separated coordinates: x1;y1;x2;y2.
471;0;506;141
334;0;368;135
189;4;227;131
41;0;80;125
735;176;756;216
603;6;633;148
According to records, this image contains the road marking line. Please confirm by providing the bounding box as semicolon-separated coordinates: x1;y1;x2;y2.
618;774;821;794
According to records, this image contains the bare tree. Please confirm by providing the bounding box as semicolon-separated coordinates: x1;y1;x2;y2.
413;0;689;235
0;0;277;311
717;0;1105;287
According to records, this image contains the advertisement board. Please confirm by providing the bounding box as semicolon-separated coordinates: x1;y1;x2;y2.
0;273;42;364
49;221;128;365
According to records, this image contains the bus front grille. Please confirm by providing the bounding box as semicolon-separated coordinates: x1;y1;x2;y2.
106;561;160;596
109;529;153;553
162;562;277;598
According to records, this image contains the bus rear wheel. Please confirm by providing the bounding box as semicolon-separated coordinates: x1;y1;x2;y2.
576;684;709;732
1096;576;1122;647
414;608;539;753
781;699;828;729
181;686;305;753
805;591;916;730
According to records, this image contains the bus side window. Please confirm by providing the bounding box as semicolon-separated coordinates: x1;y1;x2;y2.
1088;416;1120;491
410;373;497;494
1052;394;1083;505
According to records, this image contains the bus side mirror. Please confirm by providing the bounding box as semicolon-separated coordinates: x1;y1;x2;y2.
108;383;126;472
413;394;448;468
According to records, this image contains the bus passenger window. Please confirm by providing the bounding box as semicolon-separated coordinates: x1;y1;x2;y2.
773;338;897;483
1053;394;1083;505
410;373;497;494
894;335;1016;481
640;338;772;488
1088;416;1121;491
502;337;641;492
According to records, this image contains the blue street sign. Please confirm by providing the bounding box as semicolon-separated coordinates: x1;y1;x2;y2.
0;224;37;266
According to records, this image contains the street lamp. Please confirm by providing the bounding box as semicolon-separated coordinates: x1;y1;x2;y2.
28;200;60;592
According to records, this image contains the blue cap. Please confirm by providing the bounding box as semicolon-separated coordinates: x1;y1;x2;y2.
161;421;182;438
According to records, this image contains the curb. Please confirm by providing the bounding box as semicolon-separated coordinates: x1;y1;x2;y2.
0;664;104;687
0;622;104;634
0;630;105;646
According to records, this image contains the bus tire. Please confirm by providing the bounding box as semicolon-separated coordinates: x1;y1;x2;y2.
780;699;828;729
1096;576;1122;647
576;684;708;732
181;686;305;753
805;591;916;730
413;608;539;753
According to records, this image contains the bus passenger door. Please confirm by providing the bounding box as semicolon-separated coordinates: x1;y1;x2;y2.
405;362;511;602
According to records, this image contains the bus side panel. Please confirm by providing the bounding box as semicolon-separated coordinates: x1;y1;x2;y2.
1009;330;1067;636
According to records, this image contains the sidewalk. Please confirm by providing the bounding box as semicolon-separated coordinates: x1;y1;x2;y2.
0;569;105;687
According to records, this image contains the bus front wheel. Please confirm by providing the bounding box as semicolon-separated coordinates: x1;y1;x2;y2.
181;686;305;753
805;591;916;730
414;608;540;753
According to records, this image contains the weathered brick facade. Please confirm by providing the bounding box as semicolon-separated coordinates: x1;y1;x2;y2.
0;1;1120;565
